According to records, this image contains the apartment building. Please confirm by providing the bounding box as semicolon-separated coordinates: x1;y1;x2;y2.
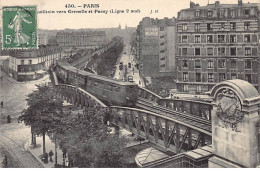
8;45;63;81
56;31;107;49
136;17;176;78
176;0;259;94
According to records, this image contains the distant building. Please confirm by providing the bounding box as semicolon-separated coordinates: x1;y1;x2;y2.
56;31;107;49
176;0;260;94
38;34;48;45
136;17;176;78
8;45;63;81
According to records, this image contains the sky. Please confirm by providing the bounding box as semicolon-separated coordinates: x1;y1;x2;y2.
1;0;259;30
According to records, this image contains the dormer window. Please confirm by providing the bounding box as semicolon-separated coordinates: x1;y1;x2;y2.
195;11;200;17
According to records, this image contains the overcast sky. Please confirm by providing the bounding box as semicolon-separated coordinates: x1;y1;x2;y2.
1;0;259;30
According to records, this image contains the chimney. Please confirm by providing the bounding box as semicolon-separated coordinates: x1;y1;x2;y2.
238;0;242;6
190;1;195;8
215;1;220;7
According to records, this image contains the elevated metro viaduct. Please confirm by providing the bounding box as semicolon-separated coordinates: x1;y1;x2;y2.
51;70;260;168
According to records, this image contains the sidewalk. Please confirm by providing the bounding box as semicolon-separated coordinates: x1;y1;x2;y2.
25;135;67;168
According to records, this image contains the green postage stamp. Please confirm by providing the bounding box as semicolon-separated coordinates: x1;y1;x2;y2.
2;6;37;49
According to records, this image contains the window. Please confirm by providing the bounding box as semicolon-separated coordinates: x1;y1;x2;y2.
207;35;213;43
208;60;213;68
218;59;225;68
231;73;237;80
160;64;166;68
245;74;252;83
230;35;236;43
182;24;187;31
207;48;213;56
195;23;200;31
195;11;200;17
219;73;226;82
183;60;188;68
245;60;252;69
208;73;214;82
195;48;200;55
220;10;224;16
218;35;225;43
207;23;213;31
230;22;236;30
231;59;236;69
196;73;201;82
244;34;250;43
244;22;250;30
183;85;189;92
231;10;235;17
230;47;236;56
21;60;24;65
195;60;201;68
160;27;164;31
220;23;225;30
182;35;188;43
245;47;251;56
29;60;32;64
196;85;202;93
183;72;188;82
195;35;201;43
244;9;250;15
182;48;187;55
207;10;213;17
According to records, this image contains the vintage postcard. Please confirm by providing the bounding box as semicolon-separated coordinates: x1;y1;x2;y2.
0;0;260;168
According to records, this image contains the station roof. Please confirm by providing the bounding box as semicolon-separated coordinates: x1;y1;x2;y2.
135;147;169;167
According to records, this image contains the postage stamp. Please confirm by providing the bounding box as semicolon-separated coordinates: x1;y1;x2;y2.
2;6;37;49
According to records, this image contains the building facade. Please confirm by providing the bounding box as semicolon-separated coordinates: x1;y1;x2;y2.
176;0;259;94
136;17;176;78
38;34;48;45
56;31;107;49
8;45;63;81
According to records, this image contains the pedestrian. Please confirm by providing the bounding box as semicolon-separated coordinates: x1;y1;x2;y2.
1;101;3;108
69;157;74;167
7;115;11;123
2;155;7;167
65;160;69;167
62;148;67;159
49;150;54;162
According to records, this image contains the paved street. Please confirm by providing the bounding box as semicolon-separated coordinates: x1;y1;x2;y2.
0;66;49;168
113;42;144;87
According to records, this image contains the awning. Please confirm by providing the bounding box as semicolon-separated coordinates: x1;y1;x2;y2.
36;70;46;74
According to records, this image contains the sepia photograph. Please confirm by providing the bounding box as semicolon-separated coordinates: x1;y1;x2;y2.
0;0;260;168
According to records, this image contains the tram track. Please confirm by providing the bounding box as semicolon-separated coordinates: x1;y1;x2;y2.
0;132;43;168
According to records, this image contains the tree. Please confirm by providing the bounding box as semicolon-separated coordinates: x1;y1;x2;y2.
19;83;63;155
53;107;129;167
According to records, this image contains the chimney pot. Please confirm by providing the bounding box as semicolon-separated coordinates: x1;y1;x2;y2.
238;0;243;6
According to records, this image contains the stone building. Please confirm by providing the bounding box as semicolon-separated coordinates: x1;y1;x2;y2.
8;45;63;81
176;0;259;94
38;33;48;45
136;17;176;78
56;30;107;49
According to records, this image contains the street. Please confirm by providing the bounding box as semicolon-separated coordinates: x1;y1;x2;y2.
0;68;49;168
113;41;144;87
